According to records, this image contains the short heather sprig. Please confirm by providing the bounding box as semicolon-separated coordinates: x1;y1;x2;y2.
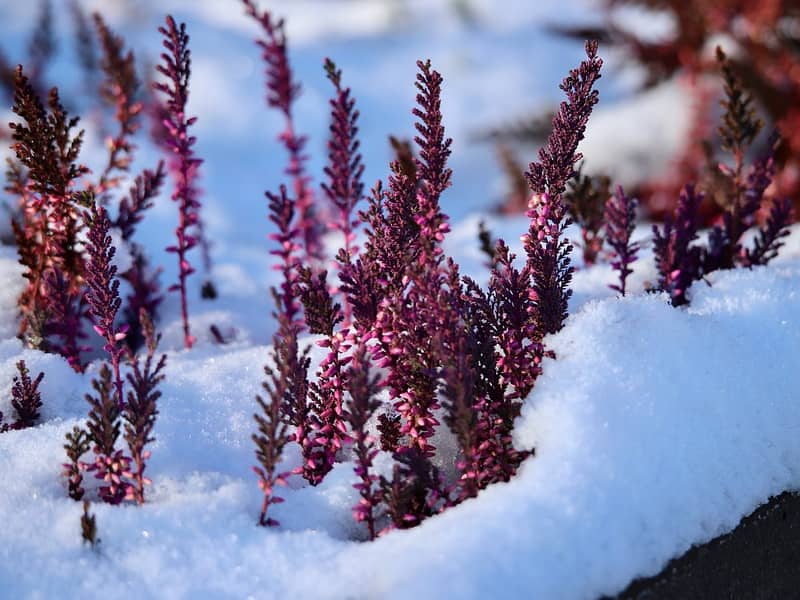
524;40;602;335
84;202;128;408
85;363;133;505
10;359;44;429
63;426;91;501
243;0;323;265
653;184;704;306
743;197;793;267
123;310;166;504
154;16;203;349
604;186;640;296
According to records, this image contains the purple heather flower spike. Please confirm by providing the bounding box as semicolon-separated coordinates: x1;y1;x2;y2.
604;186;640;296
653;184;704;307
243;0;323;266
153;15;203;349
524;40;602;336
85;202;128;407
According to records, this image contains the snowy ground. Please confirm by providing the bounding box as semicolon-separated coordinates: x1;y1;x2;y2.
1;1;798;599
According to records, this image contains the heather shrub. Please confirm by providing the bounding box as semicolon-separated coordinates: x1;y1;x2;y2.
245;0;604;534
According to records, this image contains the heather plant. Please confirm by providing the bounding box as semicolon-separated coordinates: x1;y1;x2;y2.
84;201;128;407
653;185;704;307
240;5;608;533
123;310;166;504
154;16;203;349
63;426;91;501
9;66;88;354
604;186;640;296
9;360;45;429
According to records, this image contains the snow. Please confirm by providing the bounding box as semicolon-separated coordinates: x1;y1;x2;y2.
0;0;798;598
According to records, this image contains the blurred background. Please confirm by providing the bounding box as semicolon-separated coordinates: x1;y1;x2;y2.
0;0;797;343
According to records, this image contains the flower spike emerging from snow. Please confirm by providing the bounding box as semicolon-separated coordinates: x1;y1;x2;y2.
84;201;127;407
154;15;203;349
653;184;704;306
85;363;132;505
123;310;166;504
524;40;602;335
604;186;640;296
10;359;44;429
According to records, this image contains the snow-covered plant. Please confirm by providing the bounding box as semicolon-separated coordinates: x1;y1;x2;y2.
123;310;166;504
9;360;44;430
524;40;603;336
604;186;640;296
243;0;323;266
84;201;128;408
653;184;704;307
154;15;203;349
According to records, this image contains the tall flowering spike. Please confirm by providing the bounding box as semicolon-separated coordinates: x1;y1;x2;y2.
10;360;44;429
412;59;452;263
243;0;323;265
93;13;141;195
252;311;297;527
252;178;312;520
297;268;341;336
154;16;203;349
708;48;769;271
322;58;365;324
524;41;602;336
744;197;794;267
604;186;640;296
526;40;602;204
345;341;382;540
84;202;127;408
653;184;704;307
123;310;166;504
85;363;132;505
